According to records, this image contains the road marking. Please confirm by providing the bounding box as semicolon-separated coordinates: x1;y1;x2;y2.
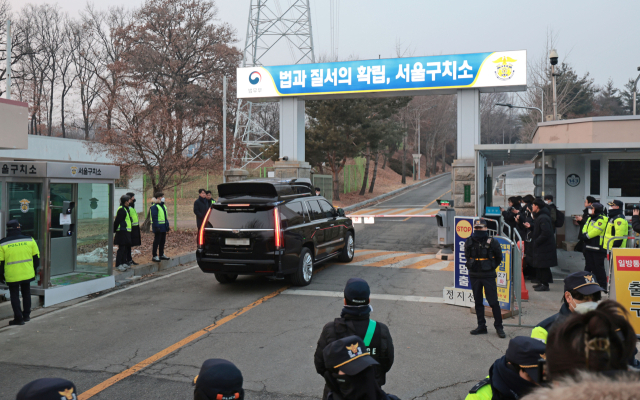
351;250;397;263
400;189;451;221
421;261;453;271
385;208;415;215
78;285;289;399
377;174;450;205
283;289;443;304
351;207;382;215
364;253;433;268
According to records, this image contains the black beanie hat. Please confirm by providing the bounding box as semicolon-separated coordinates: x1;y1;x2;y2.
194;359;244;400
17;378;77;400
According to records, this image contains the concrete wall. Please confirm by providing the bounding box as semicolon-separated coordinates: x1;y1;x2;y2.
532;117;640;144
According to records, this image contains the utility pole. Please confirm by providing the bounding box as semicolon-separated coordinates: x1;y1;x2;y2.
549;50;559;120
633;67;640;116
222;76;227;182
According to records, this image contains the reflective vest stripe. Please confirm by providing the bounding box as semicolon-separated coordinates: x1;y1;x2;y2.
6;259;32;266
531;326;548;344
117;206;132;232
0;238;31;246
364;320;377;347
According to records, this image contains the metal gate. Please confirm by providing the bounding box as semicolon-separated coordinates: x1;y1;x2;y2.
313;174;333;203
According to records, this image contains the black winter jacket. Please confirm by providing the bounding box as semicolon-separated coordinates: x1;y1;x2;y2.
314;313;394;388
532;206;558;268
632;215;640;235
464;234;503;278
193;197;210;228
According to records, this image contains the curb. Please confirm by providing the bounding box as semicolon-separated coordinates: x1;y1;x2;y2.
115;253;197;284
343;173;450;212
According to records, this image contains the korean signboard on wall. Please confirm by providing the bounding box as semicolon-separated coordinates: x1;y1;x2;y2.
238;50;527;100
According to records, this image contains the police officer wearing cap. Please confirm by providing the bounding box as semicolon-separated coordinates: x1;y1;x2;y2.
315;278;394;399
465;219;505;338
16;378;77;400
604;200;629;253
193;359;244;400
0;220;41;326
530;271;604;344
465;336;545;400
578;202;608;289
322;335;400;400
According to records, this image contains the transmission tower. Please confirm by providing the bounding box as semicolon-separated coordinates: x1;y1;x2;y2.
234;0;316;169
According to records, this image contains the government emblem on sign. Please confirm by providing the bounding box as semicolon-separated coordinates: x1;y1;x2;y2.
19;199;30;213
493;56;516;81
70;166;78;177
566;174;581;187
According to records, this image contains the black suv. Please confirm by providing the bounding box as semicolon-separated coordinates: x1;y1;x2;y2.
196;178;355;286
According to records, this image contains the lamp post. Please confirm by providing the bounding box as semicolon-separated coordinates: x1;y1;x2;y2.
529;84;544;123
495;103;543;122
549;50;559;120
633;66;640;116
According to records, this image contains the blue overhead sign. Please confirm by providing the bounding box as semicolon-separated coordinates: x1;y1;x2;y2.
238;50;526;100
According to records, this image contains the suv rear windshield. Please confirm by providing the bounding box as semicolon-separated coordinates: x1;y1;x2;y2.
208;206;274;229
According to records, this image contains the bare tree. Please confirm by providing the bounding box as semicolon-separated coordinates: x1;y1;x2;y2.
58;18;77;138
39;5;65;136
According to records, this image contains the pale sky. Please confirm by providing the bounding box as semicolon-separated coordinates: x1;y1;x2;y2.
8;0;640;91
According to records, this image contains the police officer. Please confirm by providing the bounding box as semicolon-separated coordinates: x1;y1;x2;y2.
114;195;132;272
151;192;171;262
578;202;608;289
17;378;77;400
466;336;544;400
315;278;394;399
465;219;505;338
193;359;244;400
322;336;400;400
0;220;40;326
604;200;629;253
530;271;604;344
126;192;141;266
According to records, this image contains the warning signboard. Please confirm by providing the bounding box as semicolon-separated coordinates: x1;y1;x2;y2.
611;248;640;334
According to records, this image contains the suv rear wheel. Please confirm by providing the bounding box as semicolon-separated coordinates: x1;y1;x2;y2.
339;232;355;262
214;273;238;284
290;247;313;286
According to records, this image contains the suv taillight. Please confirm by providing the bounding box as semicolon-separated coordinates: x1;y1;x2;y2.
274;207;282;249
199;207;213;248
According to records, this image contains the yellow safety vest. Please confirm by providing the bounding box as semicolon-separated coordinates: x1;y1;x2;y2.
581;215;607;250
465;377;492;400
117;206;132;232
155;204;167;224
128;207;139;227
0;235;40;283
604;215;629;250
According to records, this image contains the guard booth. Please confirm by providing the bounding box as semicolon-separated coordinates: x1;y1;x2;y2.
0;160;119;306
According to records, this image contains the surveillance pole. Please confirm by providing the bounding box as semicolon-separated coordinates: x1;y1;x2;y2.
550;50;559;121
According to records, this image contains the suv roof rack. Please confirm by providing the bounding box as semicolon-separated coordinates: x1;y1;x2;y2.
217;178;313;203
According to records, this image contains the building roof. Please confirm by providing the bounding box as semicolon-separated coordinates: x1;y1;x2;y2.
531;115;640;143
475;142;640;164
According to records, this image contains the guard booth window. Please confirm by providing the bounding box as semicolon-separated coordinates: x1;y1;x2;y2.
609;160;640;197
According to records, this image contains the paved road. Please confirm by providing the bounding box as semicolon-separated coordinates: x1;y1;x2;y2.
1;164;550;400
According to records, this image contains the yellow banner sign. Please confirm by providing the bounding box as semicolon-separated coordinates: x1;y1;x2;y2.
611;248;640;334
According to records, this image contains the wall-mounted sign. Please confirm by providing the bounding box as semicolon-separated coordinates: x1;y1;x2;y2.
1;162;45;177
238;50;527;100
566;174;581;187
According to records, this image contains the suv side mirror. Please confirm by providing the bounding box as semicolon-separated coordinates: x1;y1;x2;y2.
337;208;345;217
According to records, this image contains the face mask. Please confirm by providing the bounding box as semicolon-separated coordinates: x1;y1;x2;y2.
589;209;594;215
521;203;526;207
575;301;598;314
545;200;551;205
161;197;166;203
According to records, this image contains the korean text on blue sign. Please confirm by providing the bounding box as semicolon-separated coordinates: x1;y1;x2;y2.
454;216;476;290
482;236;512;311
237;50;526;99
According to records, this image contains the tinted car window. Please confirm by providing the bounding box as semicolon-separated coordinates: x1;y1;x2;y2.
208;208;273;229
318;200;335;218
306;200;324;220
281;202;305;227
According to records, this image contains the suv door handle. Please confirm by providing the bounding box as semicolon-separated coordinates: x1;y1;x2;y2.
330;224;335;227
316;227;320;230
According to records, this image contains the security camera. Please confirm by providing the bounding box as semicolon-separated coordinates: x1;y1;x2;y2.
637;66;640;71
281;156;289;161
549;49;559;66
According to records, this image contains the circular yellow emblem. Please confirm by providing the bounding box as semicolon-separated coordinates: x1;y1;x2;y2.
456;220;473;239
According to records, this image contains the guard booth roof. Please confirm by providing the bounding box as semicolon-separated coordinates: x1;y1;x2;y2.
475;142;640;164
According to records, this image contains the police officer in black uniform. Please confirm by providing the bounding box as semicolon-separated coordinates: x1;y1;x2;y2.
314;278;394;399
466;219;505;338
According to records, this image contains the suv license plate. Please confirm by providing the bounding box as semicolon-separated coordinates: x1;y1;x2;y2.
226;238;250;246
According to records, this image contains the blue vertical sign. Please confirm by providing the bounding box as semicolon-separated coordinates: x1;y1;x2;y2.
482;236;513;311
454;216;475;290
